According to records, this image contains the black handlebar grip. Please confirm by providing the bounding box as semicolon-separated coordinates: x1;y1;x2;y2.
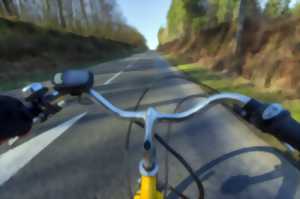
264;111;300;150
242;99;300;151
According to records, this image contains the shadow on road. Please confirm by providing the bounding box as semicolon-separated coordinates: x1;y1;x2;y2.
167;146;300;199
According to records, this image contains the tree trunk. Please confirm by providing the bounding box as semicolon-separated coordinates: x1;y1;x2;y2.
44;0;50;19
65;1;74;31
56;0;66;28
80;0;89;32
236;0;247;56
0;1;6;16
18;0;28;20
13;0;22;19
2;0;13;16
236;0;261;54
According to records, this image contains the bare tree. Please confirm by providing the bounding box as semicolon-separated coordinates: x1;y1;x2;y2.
80;0;89;30
65;0;74;31
0;0;145;46
43;0;50;20
56;0;66;28
2;0;13;16
0;1;6;16
1;0;20;18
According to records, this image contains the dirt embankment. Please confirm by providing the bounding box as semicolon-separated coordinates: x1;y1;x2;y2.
159;17;300;98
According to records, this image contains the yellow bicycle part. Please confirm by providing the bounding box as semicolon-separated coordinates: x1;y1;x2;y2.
134;176;163;199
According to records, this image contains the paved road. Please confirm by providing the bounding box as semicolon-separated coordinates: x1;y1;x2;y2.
0;51;300;199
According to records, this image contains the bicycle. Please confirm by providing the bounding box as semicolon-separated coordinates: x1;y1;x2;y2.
23;70;300;199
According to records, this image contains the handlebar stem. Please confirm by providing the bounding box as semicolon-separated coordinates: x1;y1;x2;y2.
143;108;158;172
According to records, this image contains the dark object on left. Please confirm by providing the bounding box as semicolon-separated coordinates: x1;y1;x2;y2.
0;95;33;141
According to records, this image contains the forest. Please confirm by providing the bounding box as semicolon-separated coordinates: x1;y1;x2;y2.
0;0;145;46
159;0;299;44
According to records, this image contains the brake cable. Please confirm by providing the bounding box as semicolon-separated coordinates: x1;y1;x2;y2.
126;74;205;199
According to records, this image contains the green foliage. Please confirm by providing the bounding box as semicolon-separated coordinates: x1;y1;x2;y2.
210;0;239;23
158;27;168;44
166;0;209;38
282;0;292;15
192;17;209;32
185;0;207;18
164;0;241;41
264;0;291;17
167;0;189;39
216;0;230;23
292;1;300;16
264;0;281;17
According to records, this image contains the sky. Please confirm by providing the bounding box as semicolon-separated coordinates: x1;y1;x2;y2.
117;0;172;49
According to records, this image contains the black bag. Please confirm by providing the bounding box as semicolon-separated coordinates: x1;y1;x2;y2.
0;95;32;141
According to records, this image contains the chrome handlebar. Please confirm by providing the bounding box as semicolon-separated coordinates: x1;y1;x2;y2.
88;88;251;175
89;89;251;121
89;89;145;120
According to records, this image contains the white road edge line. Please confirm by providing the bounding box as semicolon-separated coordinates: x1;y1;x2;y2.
0;112;87;186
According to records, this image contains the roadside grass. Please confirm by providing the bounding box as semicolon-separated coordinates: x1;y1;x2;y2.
177;63;300;122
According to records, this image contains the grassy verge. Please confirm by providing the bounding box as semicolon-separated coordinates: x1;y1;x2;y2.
177;63;300;122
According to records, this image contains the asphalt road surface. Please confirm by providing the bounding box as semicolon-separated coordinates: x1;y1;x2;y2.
0;51;300;199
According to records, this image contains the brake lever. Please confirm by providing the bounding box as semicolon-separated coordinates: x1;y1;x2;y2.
22;83;65;123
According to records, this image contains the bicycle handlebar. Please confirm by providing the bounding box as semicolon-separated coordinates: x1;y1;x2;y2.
88;88;252;172
158;93;251;120
89;87;300;153
89;89;251;121
89;89;144;119
270;113;300;150
25;69;300;175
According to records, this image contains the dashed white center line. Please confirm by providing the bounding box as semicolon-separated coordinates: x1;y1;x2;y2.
0;113;86;186
103;63;135;85
7;137;19;146
126;64;134;69
104;71;123;85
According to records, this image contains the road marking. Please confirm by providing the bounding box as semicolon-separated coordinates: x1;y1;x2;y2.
104;71;123;85
103;62;135;85
8;137;19;146
126;64;134;69
0;112;86;186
